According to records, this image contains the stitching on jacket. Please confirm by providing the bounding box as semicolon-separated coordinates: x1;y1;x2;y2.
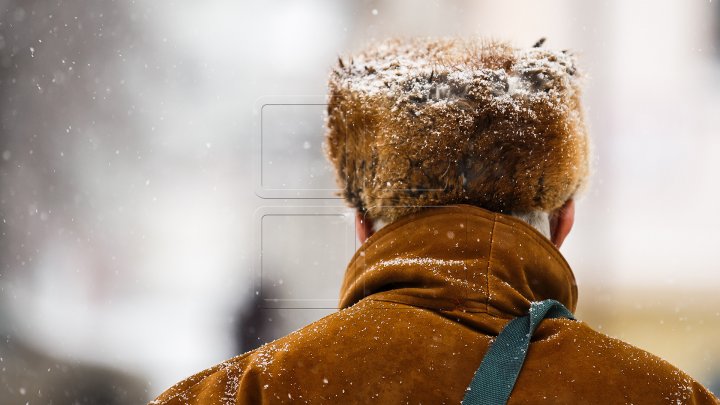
485;215;497;315
464;212;469;303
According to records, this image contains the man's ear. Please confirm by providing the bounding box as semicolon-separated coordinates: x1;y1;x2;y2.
355;211;375;244
549;199;575;248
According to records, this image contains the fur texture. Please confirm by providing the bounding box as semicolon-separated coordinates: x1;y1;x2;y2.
325;38;590;223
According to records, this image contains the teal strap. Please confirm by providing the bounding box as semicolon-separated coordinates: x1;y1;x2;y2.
462;299;575;405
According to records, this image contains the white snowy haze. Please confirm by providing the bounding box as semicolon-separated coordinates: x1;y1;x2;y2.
1;0;719;402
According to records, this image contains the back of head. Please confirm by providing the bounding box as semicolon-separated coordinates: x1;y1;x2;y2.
325;38;590;225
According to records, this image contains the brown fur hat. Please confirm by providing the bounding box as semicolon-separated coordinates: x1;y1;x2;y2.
325;38;590;223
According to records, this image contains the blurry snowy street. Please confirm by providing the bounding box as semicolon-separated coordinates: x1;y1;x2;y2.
1;0;720;402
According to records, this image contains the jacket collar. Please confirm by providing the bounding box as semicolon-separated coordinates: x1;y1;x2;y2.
339;204;577;318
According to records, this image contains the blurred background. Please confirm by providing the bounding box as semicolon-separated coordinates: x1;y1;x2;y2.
1;0;720;402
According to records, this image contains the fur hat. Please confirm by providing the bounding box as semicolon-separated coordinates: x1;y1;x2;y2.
325;38;590;223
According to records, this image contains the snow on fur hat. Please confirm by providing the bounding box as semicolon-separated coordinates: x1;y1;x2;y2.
325;38;590;223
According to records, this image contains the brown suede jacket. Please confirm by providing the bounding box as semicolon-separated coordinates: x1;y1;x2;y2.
152;205;718;404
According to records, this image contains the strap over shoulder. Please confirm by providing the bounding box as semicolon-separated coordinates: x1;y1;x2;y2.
462;299;575;405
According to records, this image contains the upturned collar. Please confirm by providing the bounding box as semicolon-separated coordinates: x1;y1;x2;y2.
339;205;578;318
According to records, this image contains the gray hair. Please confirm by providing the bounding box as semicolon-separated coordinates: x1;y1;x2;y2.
511;211;551;239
